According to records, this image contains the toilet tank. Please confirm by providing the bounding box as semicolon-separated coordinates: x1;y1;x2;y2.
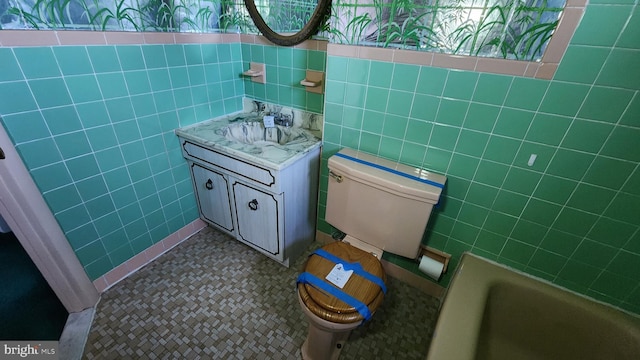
326;148;446;259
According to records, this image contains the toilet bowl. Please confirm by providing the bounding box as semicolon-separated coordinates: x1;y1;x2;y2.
297;241;386;360
296;148;446;360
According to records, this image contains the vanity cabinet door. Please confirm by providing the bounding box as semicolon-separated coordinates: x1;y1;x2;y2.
232;181;281;256
191;163;234;233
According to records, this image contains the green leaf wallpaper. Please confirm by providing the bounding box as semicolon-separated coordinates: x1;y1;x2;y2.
0;0;564;60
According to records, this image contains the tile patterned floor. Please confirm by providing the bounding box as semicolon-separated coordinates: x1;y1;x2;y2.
84;226;441;359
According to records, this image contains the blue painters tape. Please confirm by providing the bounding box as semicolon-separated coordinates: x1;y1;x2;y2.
334;152;445;189
297;272;372;322
312;249;387;294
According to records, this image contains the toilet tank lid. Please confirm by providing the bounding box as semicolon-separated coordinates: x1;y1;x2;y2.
328;148;447;203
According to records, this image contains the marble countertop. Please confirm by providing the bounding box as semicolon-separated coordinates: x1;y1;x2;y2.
175;112;322;170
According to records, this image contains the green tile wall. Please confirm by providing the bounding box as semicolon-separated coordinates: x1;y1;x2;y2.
0;43;245;280
319;2;640;314
241;43;326;113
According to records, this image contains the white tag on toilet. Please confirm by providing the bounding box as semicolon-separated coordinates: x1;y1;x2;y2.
325;263;353;289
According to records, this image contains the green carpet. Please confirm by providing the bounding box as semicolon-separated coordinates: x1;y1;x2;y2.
0;231;68;340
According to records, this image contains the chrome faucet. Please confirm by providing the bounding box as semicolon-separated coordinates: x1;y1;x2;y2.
273;114;293;127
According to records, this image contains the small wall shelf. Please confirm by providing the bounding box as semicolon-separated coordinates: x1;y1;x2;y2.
242;62;266;84
300;70;324;94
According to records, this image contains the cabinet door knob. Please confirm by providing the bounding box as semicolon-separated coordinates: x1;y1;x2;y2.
205;179;214;190
248;199;259;211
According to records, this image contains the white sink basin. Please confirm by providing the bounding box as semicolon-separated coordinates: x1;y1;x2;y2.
216;121;318;146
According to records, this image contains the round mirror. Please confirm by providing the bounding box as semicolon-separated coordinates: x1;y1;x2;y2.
243;0;331;46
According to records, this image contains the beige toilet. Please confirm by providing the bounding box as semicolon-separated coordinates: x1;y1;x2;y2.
297;147;446;360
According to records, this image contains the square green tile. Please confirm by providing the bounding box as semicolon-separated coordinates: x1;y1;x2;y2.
502;167;542;195
567;183;615;214
29;78;72;108
596;49;640;90
344;83;366;107
493;108;534;138
124;70;152;95
378;136;403;160
75;240;107;266
66;223;100;250
41;106;82;136
571;5;632;47
472;73;512;105
292;48;308;69
554;45;609;84
326;56;348;81
387;90;412;117
346;58;370;85
429;124;460;151
131;94;156;117
84;256;113;280
116;45;145;71
454;130;489;157
435;98;468;126
391;63;419;92
55;204;91;232
553;207;599;236
0;81;38;114
473;160;509;187
343;107;364;129
573;239;617;268
510;219;547;246
578;86;634;123
590;271;637;301
622;167;640;196
528;249;567;275
607;251;640;281
540;229;582;257
183;44;204;65
97;73;128;99
13;47;60;79
540;82;590;117
87;46;121;73
439;195;463;217
30;162;71;193
0;48;24;81
521;198;561;227
450;221;481;245
464;103;499;132
483;135;520;164
66;75;103;103
94;147;125;173
17;138;61;169
465;182;499;208
42;184;82;214
423;148;452;172
499;240;536;265
600;126;640;162
546;149;594;180
121;141;147;164
400;143;427;167
457;203;489;227
620;93;640;128
103;167;131;191
604;192;640;224
105;98;136;123
561;120;613;154
341;127;360;150
492;190;528;216
53;46;94;76
66;154;101;181
428;214;455;235
410;94;439;121
474;230;508;255
525;113;571;146
504;77;548;111
367;61;393;88
533;175;577;205
444;177;471;200
404;119;433;144
448;154;480;180
365;87;389;113
86;194;116;219
382;114;408;139
588;217;636;248
76;175;108;202
142;45;168;69
512;141;555;172
415;66;447;96
2;110;50;143
443;70;478;100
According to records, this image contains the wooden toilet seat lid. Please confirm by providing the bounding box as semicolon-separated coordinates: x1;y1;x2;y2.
298;241;386;323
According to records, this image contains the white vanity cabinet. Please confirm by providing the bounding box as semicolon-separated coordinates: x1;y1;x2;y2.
180;139;320;267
